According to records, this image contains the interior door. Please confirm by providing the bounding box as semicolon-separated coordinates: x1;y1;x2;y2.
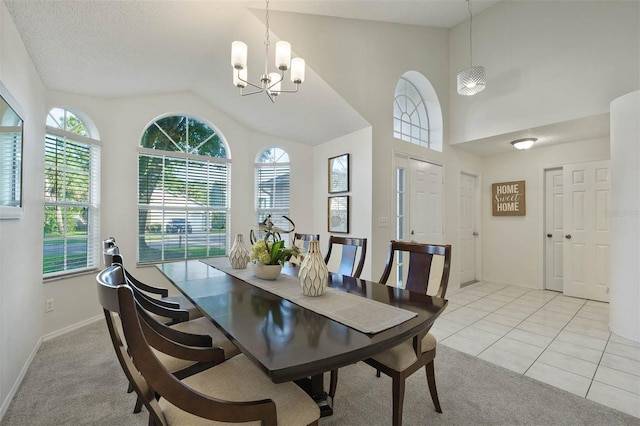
459;172;478;285
563;160;610;301
544;168;564;292
409;158;443;244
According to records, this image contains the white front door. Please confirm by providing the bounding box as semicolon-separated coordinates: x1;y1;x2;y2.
394;155;443;287
460;172;478;285
409;158;443;244
563;160;611;301
544;168;564;292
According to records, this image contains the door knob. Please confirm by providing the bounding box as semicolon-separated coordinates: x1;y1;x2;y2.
473;232;479;236
411;230;415;235
565;234;572;239
547;233;552;238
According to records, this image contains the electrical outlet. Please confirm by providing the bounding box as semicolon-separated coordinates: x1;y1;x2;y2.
45;298;54;313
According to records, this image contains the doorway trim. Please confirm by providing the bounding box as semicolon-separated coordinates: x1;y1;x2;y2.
459;170;481;286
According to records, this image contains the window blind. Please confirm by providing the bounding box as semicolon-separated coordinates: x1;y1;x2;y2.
43;133;100;276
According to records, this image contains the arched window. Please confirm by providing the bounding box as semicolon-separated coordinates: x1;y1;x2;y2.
137;115;230;263
393;72;443;152
43;108;101;276
255;147;290;242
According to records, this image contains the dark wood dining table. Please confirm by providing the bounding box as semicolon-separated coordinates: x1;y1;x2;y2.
156;259;447;416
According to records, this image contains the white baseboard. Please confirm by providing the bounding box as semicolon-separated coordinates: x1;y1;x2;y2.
43;314;104;342
1;314;105;421
0;336;43;420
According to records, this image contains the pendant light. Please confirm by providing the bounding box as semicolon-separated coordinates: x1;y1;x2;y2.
457;0;486;96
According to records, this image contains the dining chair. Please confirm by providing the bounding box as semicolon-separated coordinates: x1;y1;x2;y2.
323;236;367;401
103;246;239;355
324;235;367;278
103;243;202;323
291;233;320;265
364;240;451;426
96;265;321;426
293;233;320;251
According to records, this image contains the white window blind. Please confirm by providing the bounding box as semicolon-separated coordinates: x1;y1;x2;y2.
43;129;100;277
255;147;290;242
138;115;230;263
0;127;22;206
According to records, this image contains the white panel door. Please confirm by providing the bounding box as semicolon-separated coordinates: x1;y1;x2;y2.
544;168;564;292
563;160;610;301
409;158;443;244
394;156;443;288
460;173;477;284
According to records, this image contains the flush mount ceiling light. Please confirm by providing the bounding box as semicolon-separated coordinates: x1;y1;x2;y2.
457;0;486;96
511;138;537;150
230;0;305;103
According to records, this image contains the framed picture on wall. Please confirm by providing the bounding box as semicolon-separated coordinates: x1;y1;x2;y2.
328;196;349;233
328;153;349;193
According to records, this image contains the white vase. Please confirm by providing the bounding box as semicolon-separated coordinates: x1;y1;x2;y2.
298;240;328;296
229;234;250;269
254;263;282;280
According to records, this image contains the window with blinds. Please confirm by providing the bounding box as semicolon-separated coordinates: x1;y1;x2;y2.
0;125;22;207
255;147;290;243
138;115;230;263
43;108;101;277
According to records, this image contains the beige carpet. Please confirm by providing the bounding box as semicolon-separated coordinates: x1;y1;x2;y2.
2;319;638;426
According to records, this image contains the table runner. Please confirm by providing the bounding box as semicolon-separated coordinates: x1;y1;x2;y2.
200;258;417;334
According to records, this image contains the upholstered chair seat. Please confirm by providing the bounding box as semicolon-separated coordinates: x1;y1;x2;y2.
369;332;437;371
159;354;320;426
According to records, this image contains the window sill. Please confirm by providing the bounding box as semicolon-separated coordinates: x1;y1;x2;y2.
43;268;99;283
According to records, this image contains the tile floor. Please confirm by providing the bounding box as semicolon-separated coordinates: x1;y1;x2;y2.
430;281;640;419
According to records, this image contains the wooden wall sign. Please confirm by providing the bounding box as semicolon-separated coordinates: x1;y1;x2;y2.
492;180;526;216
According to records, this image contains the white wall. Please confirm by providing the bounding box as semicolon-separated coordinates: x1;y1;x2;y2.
38;90;317;335
271;11;450;281
609;90;639;342
449;0;640;144
480;137;610;289
313;127;373;280
0;1;47;416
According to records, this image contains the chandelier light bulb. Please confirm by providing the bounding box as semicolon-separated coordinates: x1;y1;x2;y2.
290;58;305;84
275;41;291;70
233;68;247;88
267;72;282;95
231;41;247;69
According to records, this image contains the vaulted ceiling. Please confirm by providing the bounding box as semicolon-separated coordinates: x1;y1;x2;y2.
4;0;500;145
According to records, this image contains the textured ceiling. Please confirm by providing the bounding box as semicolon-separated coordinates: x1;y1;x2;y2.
4;0;499;145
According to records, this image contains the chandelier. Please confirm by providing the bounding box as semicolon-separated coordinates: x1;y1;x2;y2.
457;0;486;96
230;0;305;102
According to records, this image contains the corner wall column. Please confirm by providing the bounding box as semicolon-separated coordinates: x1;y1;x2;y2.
609;90;640;343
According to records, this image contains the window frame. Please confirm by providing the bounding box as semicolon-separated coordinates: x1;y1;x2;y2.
254;147;291;243
393;77;431;148
43;109;101;279
137;114;231;264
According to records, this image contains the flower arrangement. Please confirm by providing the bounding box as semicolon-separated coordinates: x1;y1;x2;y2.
250;236;299;266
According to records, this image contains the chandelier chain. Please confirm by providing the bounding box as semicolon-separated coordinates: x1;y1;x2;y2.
265;0;270;48
264;0;270;75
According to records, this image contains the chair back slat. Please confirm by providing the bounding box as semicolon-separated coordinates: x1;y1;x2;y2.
379;241;451;299
325;236;367;278
338;245;358;276
405;252;433;294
